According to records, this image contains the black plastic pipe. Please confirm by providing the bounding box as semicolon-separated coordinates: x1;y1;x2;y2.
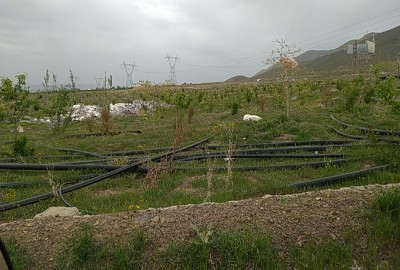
171;158;352;172
328;125;400;144
58;183;97;215
331;115;400;136
52;147;107;158
0;137;209;212
0;155;86;163
176;153;347;162
100;140;358;156
288;164;390;188
0;163;121;171
64;130;142;138
0;174;99;188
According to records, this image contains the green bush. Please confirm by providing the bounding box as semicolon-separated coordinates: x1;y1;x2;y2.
160;229;283;269
231;101;240;115
12;136;34;156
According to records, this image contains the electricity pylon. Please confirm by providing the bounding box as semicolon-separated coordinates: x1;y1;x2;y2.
165;54;179;85
94;77;104;89
120;60;137;87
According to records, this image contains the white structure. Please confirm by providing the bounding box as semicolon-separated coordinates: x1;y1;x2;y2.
243;114;262;122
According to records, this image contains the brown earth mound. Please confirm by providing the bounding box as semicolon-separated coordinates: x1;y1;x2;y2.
1;183;399;268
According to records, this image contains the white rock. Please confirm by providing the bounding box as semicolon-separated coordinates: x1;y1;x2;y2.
34;206;81;218
243;114;262;122
16;125;24;133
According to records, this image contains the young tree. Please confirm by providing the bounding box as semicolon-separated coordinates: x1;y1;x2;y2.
108;75;113;89
264;39;300;117
42;69;50;91
69;69;76;90
0;73;31;134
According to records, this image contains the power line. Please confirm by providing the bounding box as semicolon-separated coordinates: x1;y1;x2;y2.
165;54;179;84
120;60;137;87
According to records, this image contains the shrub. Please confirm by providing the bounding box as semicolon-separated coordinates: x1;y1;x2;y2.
231;101;240;115
12;136;34;156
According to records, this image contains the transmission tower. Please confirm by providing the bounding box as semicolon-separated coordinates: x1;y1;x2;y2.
120;60;137;87
94;77;104;89
165;54;179;84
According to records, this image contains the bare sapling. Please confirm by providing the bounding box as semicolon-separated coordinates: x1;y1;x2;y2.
264;39;300;117
225;122;234;188
100;104;114;134
46;167;60;200
205;156;216;202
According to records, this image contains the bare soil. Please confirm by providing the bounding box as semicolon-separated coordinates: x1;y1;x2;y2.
1;183;399;268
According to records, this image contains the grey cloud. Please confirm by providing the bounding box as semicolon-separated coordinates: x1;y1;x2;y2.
0;0;399;87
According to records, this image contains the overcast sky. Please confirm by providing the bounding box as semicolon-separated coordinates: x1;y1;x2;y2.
1;0;399;88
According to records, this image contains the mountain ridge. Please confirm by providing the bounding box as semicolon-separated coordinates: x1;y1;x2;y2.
227;25;400;82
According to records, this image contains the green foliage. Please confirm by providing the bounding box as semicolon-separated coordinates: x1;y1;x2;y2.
175;90;192;110
288;240;353;269
0;74;31;132
2;238;34;269
230;101;240;115
375;76;396;103
56;225;151;270
12;135;34;156
160;229;283;269
373;144;400;168
113;231;151;270
244;88;253;103
58;223;105;269
44;88;72;131
361;188;400;268
372;188;400;220
343;76;364;112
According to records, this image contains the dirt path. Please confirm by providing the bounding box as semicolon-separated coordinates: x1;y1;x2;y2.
1;183;399;268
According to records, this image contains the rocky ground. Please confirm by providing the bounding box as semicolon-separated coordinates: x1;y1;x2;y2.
1;183;399;269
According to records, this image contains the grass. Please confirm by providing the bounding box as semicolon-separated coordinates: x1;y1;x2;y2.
0;77;400;267
1;238;34;270
288;240;354;269
55;223;152;270
159;228;283;269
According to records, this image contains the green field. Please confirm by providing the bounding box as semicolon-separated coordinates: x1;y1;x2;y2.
1;73;400;269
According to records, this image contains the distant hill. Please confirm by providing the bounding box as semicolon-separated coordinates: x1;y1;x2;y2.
225;75;250;83
228;25;400;82
296;50;333;62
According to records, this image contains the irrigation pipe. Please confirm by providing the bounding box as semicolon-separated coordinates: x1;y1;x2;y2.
221;140;359;148
328;125;400;144
51;147;107;158
331;115;400;136
100;140;359;157
0;163;121;171
64;130;142;138
0;174;99;188
171;158;353;172
0;181;47;188
175;153;347;162
0;137;209;212
58;182;97;215
288;164;390;188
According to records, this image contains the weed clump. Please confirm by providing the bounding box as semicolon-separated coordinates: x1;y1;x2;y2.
159;228;283;269
12;136;34;156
